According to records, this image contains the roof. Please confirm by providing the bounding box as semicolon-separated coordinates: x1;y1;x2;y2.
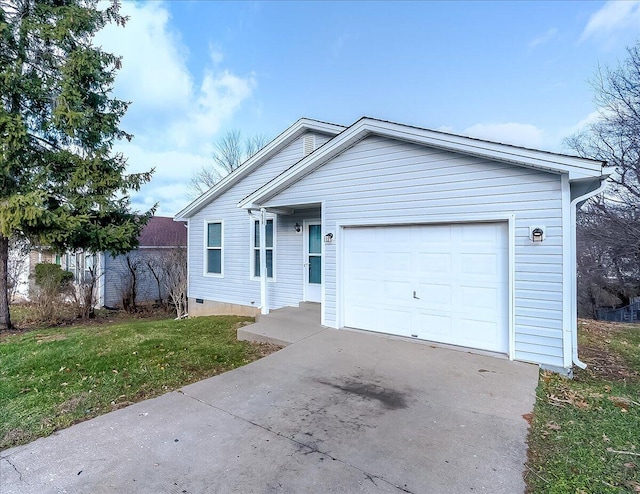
239;117;613;209
174;118;345;220
139;216;187;247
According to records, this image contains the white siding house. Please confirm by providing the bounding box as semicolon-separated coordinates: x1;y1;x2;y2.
176;117;612;374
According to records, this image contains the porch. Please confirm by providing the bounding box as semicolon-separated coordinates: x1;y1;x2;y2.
237;302;324;347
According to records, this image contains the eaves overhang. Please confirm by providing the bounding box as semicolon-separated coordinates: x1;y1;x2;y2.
239;117;609;209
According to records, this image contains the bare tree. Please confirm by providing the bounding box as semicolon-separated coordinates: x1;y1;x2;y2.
161;247;188;319
565;41;640;315
189;130;269;197
73;265;103;321
146;255;166;307
120;254;148;313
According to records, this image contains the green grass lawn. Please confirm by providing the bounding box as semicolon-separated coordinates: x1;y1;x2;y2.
526;320;640;493
0;315;278;450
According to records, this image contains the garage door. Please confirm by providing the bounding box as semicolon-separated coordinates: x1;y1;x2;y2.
343;222;509;353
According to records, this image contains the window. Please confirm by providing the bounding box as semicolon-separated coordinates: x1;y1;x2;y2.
83;253;95;282
253;218;274;278
206;222;223;275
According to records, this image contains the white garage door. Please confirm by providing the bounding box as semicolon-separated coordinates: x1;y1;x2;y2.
343;222;509;353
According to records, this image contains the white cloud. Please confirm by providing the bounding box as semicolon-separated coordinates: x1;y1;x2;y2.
115;143;213;216
170;67;256;152
95;2;192;113
93;1;256;215
462;122;547;149
567;110;601;135
580;0;640;46
528;28;558;50
209;44;225;65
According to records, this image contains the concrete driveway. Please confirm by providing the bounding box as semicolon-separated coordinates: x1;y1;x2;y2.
1;327;538;493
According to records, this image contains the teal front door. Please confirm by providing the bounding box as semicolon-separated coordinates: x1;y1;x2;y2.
304;221;321;302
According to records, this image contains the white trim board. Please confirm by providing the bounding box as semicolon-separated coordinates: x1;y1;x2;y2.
239;117;610;210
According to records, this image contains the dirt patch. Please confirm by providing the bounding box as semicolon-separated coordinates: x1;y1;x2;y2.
36;333;67;344
577;319;640;383
578;344;640;382
252;342;283;357
1;428;29;448
57;392;90;415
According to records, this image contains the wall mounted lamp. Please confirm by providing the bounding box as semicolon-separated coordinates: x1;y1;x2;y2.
324;232;334;243
294;223;301;233
530;226;545;243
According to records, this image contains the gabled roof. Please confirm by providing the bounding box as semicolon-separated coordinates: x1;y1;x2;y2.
239;117;613;209
174;118;345;220
139;216;187;247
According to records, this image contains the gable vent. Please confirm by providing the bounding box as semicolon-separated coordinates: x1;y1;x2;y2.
303;134;315;156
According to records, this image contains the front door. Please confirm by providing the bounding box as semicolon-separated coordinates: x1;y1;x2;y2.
304;221;322;303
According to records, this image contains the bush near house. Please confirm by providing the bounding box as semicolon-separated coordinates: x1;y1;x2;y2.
0;315;279;449
526;320;640;493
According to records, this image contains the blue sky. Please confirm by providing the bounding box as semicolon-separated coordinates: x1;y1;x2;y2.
95;1;640;216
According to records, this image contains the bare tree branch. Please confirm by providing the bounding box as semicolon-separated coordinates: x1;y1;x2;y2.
188;130;269;197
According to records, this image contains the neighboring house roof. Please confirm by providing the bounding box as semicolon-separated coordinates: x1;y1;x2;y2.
239;117;613;209
174;118;345;220
139;216;187;247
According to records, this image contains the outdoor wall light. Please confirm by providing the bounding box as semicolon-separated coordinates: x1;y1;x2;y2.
530;226;545;243
324;232;334;243
294;223;301;233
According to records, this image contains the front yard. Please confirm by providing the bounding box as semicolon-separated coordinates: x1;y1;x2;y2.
526;320;640;493
0;315;279;450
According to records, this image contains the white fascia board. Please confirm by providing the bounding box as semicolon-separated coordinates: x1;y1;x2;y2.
174;118;344;220
239;117;608;209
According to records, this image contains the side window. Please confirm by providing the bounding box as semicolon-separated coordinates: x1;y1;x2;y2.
206;222;223;275
253;218;274;278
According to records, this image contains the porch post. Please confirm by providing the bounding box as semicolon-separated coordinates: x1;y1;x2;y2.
259;207;268;315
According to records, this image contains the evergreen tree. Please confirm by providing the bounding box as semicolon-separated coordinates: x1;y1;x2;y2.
0;0;154;329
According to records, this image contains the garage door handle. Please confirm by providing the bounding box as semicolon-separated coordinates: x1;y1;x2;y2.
413;291;420;299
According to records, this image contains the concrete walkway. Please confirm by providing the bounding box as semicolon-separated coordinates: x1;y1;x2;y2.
1;317;539;494
237;302;324;346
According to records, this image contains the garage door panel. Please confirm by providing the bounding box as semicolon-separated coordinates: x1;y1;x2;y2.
416;282;452;308
461;223;503;245
383;281;412;305
385;252;412;272
458;318;502;347
461;253;499;277
412;224;451;242
346;251;377;271
346;306;413;335
460;285;498;310
413;310;453;340
417;253;452;274
343;222;508;354
414;312;452;339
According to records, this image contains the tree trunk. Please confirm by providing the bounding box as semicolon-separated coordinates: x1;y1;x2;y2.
0;234;12;330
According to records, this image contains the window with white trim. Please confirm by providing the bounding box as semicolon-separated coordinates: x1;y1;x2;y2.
252;218;274;278
206;222;223;275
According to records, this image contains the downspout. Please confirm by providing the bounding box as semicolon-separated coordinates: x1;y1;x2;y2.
570;178;609;369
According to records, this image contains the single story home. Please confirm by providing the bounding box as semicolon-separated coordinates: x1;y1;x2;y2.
175;117;612;374
14;216;186;308
98;216;187;308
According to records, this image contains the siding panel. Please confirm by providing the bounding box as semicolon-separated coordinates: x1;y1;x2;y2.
188;132;331;311
263;135;566;368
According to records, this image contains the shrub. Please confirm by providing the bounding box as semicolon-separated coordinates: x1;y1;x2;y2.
32;263;73;323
